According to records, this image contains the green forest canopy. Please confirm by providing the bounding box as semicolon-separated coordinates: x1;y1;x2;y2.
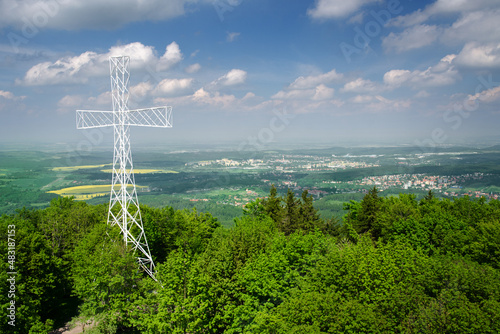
1;187;500;333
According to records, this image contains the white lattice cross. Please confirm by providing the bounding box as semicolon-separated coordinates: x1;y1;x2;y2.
76;56;172;281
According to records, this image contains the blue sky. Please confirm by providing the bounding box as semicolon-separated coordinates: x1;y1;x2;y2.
1;0;500;148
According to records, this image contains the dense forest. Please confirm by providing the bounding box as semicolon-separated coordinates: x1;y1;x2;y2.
1;187;500;333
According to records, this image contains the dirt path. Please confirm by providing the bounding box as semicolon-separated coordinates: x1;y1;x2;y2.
50;322;92;334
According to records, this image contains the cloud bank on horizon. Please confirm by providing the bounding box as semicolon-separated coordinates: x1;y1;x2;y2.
1;0;500;145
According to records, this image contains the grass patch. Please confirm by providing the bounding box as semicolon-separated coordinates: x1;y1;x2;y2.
52;164;110;172
482;185;500;193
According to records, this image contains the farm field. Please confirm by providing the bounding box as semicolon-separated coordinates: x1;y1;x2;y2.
100;169;179;174
47;184;148;200
2;144;500;225
52;164;110;172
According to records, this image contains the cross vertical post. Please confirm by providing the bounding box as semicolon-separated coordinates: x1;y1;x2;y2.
76;56;172;281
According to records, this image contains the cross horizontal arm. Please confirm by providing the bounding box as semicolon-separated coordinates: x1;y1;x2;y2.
128;106;172;127
77;106;172;129
77;110;114;129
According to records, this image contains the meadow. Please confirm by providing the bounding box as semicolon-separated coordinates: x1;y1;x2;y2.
52;164;110;172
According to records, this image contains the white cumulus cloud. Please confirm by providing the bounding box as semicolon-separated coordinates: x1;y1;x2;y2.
155;86;262;112
214;69;247;86
272;69;340;106
154;78;193;96
288;69;343;89
455;42;500;68
466;86;500;104
383;25;440;53
383;55;459;89
308;0;381;19
383;69;411;87
313;84;335;100
0;90;15;100
185;63;201;74
17;42;183;86
352;95;374;103
192;88;237;108
130;82;154;99
272;89;316;100
272;84;335;101
382;0;500;59
0;90;26;103
157;42;183;71
342;78;381;93
441;10;500;45
386;1;500;55
0;90;26;113
57;94;84;113
91;91;112;107
389;0;500;27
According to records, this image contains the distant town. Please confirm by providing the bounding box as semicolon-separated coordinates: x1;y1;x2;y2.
183;151;500;208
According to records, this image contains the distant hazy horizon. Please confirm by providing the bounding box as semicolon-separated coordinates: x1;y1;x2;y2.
2;134;500;154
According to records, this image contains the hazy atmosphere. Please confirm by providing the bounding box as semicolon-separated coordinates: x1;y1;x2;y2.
1;0;500;147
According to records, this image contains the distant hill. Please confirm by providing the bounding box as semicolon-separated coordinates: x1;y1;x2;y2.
481;145;500;152
291;145;480;156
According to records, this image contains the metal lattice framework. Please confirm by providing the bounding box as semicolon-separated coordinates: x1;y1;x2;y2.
76;56;172;281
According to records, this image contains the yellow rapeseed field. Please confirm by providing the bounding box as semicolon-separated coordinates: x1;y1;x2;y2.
100;169;178;174
48;184;147;200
